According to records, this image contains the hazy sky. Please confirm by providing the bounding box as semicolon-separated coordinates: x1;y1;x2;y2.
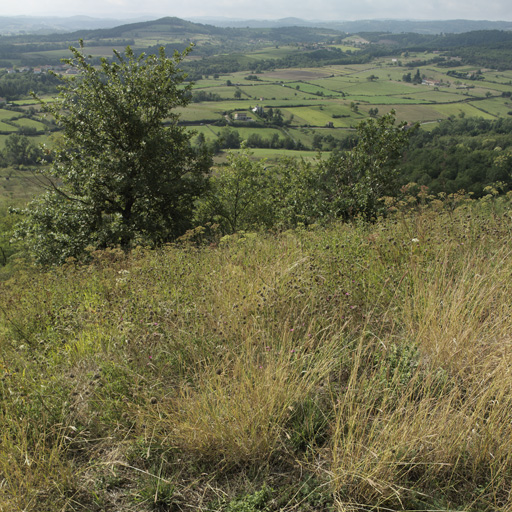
2;0;512;21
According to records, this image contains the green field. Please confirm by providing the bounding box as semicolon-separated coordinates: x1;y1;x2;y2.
12;118;46;131
222;146;330;161
257;68;333;81
11;98;47;106
173;104;224;122
0;109;18;120
465;98;511;117
2;47;512;162
432;102;497;119
286;81;343;97
344;81;429;96
387;104;448;123
235;83;318;100
408;90;469;102
191;78;224;88
285;105;355;127
243;45;303;60
194;85;245;99
190;125;223;141
0;122;17;133
350;95;430;105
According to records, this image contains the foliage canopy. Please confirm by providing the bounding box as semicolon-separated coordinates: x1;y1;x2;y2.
14;43;210;264
197;112;412;234
319;111;413;220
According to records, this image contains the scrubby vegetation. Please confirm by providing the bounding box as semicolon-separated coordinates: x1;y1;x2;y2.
1;191;512;511
2;29;512;511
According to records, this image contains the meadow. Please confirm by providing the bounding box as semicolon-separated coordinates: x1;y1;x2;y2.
1;193;512;511
188;53;512;119
2;31;512;511
154;50;512;160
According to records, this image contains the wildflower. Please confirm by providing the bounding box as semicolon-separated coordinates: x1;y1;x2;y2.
411;238;419;243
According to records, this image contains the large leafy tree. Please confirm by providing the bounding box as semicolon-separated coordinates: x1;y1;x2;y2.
319;111;413;220
195;146;274;234
15;42;211;264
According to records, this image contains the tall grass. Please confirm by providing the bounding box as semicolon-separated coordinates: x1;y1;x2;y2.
1;197;512;511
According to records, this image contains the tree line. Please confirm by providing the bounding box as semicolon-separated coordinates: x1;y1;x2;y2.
399;117;512;196
0;70;60;100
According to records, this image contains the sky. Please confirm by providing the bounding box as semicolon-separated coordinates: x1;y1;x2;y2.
2;0;512;22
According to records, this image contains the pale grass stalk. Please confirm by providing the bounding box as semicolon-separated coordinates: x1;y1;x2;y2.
404;245;512;378
330;360;465;508
403;242;512;489
330;244;512;507
155;322;343;464
0;420;76;512
329;243;512;508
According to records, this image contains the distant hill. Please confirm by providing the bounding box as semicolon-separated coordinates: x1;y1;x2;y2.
2;15;512;70
188;17;512;35
17;16;343;48
0;16;346;67
2;15;512;38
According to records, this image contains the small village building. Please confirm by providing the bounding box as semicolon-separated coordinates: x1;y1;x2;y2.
422;79;441;86
234;112;251;121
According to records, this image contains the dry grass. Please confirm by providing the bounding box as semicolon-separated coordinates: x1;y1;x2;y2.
1;197;512;511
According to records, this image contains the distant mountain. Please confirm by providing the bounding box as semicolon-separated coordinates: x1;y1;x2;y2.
187;17;512;34
187;17;318;29
0;15;154;35
23;16;343;48
2;15;512;38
